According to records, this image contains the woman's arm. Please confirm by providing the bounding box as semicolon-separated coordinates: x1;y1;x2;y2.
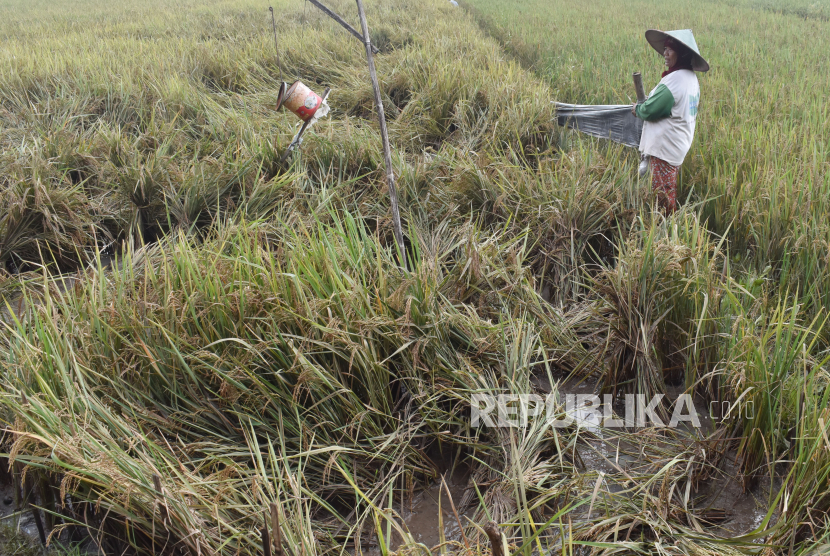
634;84;674;121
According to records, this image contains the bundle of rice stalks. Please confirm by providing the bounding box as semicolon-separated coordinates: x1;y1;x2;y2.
720;295;828;480
0;212;572;554
769;380;830;551
588;212;714;401
0;178;97;273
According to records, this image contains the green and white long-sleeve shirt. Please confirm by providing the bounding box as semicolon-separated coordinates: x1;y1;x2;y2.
636;69;700;167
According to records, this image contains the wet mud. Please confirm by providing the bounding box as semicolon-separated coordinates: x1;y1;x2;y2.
540;371;779;540
361;469;472;555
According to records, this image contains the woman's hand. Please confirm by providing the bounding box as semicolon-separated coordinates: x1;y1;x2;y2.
631;103;638;116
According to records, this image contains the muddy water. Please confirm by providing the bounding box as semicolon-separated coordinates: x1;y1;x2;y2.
361;471;472;555
0;479;103;554
0;483;40;540
698;454;779;536
536;371;778;538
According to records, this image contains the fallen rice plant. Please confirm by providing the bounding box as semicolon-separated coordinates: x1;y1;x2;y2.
0;0;829;553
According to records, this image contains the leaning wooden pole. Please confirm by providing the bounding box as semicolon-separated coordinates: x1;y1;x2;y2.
308;0;379;54
355;0;407;270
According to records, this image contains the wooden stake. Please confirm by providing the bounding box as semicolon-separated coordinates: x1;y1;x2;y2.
13;461;22;510
269;7;282;83
354;0;407;270
31;481;48;547
484;522;504;556
39;476;56;532
261;510;272;556
270;503;284;556
307;0;379;54
633;71;646;103
152;474;169;525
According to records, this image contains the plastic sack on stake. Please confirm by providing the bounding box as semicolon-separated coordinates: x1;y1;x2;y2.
554;103;643;148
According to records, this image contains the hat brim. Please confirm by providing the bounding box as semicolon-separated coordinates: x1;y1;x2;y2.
645;29;710;73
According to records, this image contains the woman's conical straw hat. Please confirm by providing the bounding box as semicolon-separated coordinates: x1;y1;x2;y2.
645;29;710;72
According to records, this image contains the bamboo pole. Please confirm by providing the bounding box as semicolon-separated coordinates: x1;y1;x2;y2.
354;0;407;270
307;0;379;54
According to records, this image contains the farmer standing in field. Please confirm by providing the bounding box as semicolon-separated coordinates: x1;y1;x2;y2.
632;29;709;213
